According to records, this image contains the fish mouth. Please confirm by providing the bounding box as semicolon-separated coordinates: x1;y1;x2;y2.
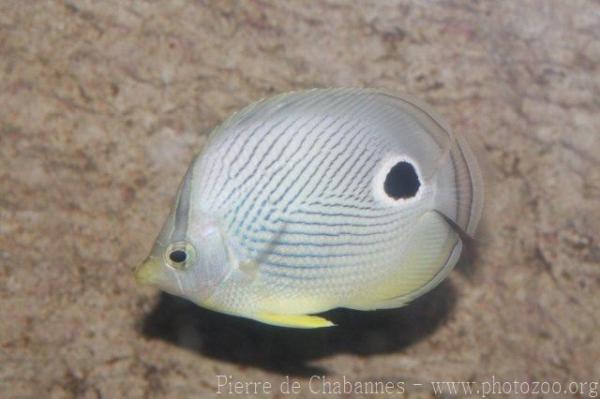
134;256;162;285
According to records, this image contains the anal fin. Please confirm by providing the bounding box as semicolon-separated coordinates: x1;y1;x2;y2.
347;210;462;311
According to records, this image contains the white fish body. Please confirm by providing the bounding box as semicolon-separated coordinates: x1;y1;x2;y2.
135;89;484;328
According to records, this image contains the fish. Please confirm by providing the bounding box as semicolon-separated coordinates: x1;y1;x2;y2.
134;88;484;328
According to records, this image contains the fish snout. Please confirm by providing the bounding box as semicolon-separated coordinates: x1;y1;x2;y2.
134;256;162;285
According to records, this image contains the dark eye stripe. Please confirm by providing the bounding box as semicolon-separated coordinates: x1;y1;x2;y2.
172;168;193;242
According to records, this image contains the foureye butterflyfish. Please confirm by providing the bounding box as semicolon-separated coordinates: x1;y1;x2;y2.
135;88;484;328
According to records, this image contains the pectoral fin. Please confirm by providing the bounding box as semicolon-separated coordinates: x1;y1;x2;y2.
256;312;335;329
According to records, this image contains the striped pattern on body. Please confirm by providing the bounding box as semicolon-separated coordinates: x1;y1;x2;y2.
189;89;483;307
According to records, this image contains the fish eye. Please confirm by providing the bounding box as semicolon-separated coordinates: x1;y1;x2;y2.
383;161;420;200
169;250;187;263
164;242;195;270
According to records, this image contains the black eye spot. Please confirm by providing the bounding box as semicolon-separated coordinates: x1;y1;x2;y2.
169;249;187;263
383;161;420;200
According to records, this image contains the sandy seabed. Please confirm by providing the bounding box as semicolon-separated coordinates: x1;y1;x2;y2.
0;1;598;398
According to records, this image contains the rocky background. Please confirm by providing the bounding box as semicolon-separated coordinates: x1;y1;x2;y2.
1;1;598;398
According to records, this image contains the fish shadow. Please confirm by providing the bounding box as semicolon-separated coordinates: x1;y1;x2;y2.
454;222;488;280
139;280;457;376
